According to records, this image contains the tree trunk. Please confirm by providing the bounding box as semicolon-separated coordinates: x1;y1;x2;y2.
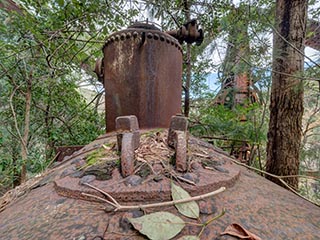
183;0;191;117
20;77;32;183
266;0;307;189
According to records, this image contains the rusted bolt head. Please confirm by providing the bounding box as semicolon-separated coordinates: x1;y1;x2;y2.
126;32;131;38
120;33;126;40
116;115;139;132
153;34;159;40
168;115;188;148
147;32;153;39
169;115;188;132
133;31;138;38
116;115;140;151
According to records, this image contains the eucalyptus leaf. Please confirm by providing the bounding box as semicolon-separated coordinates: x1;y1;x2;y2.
128;211;185;240
177;236;200;240
171;182;200;219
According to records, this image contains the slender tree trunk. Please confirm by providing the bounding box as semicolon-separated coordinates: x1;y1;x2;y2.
183;0;191;117
20;77;32;183
266;0;307;189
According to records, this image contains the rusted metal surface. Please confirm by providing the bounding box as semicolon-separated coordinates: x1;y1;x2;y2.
306;20;320;51
116;115;140;177
168;115;189;172
120;132;135;177
102;23;183;132
174;130;188;172
0;131;319;240
168;115;188;147
166;19;204;45
116;115;140;151
55;145;84;162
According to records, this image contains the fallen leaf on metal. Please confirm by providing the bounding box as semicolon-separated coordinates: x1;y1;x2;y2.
221;223;262;240
171;181;200;219
128;211;185;240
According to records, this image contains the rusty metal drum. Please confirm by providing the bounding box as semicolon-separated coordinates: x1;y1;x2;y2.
102;23;183;132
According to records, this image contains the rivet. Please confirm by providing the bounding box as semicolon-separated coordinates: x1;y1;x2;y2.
160;35;165;41
120;33;126;40
110;36;115;42
147;32;153;39
166;38;171;43
115;35;120;41
126;32;132;38
153;34;159;40
133;31;138;38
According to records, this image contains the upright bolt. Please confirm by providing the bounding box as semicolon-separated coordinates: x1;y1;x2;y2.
168;115;188;148
168;115;188;172
116;115;140;151
116;115;140;177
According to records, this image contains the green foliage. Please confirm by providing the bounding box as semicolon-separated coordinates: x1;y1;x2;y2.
0;0;139;188
190;103;267;144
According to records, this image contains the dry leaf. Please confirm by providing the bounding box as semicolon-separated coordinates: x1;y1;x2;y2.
221;223;261;240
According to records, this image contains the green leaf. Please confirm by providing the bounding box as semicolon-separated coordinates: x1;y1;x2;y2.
177;236;200;240
171;182;200;219
128;211;185;240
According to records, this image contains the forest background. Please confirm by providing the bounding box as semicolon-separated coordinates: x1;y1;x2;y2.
0;0;319;204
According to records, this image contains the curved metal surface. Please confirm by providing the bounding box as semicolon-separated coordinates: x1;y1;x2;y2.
102;25;183;132
0;132;319;240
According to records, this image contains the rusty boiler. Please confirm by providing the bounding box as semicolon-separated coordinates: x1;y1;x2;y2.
97;22;183;132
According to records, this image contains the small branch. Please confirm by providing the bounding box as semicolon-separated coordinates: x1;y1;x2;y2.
176;175;196;186
83;183;118;206
81;193;118;208
82;184;226;212
198;208;226;237
9;85;28;153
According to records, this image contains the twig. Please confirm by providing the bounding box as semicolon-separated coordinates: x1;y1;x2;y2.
198;208;226;238
81;193;118;208
9;85;28;154
82;184;226;212
83;183;118;206
176;175;196;186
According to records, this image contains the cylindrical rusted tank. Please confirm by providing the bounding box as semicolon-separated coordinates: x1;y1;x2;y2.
102;23;183;132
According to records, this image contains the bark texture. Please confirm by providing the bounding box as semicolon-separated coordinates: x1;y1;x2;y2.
266;0;307;189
